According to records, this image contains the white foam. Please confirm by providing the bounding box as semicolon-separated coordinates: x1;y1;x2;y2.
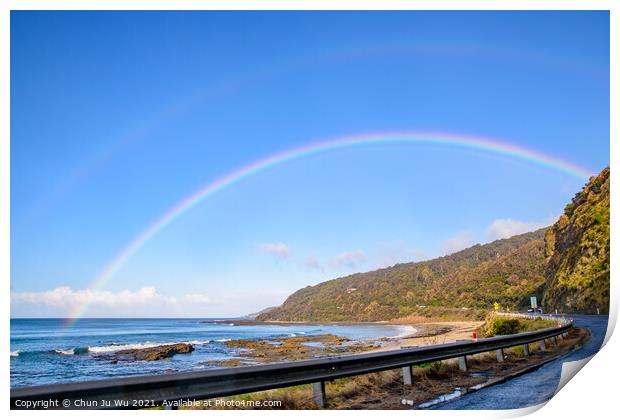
188;340;214;345
390;325;418;339
10;350;19;357
55;349;75;355
88;342;183;353
214;338;231;342
88;340;214;353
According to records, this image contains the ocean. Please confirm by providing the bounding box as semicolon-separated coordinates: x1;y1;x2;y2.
10;318;413;388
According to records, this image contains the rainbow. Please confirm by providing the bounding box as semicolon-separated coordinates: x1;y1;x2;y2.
65;131;593;324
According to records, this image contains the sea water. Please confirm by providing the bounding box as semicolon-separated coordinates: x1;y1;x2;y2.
10;318;414;388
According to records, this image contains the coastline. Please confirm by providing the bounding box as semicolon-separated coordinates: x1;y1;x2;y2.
212;319;482;347
374;321;484;352
11;318;418;387
204;320;484;367
11;318;482;387
389;324;419;339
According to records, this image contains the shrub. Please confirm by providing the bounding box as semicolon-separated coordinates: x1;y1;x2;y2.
428;360;445;376
489;318;523;336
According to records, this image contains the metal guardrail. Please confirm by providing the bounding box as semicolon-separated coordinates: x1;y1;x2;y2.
10;321;572;409
494;311;572;323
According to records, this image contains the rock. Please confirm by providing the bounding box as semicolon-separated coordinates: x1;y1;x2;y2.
105;343;195;362
219;333;370;364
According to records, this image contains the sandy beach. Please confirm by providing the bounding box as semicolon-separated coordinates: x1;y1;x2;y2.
375;321;485;352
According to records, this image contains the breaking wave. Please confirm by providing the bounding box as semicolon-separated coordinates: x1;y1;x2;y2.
88;340;214;353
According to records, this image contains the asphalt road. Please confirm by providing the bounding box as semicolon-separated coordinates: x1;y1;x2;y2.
435;315;609;410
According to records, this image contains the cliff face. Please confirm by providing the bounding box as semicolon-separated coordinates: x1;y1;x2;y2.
542;167;610;314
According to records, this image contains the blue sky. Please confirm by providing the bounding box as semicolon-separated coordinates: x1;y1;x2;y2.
10;11;609;317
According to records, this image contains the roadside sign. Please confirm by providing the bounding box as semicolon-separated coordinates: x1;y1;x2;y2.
530;296;538;309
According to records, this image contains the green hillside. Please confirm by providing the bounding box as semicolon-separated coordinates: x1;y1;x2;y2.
259;229;547;322
542;167;610;314
258;167;610;322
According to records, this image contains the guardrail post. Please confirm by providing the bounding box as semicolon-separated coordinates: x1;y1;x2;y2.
496;348;504;362
523;343;530;356
458;356;468;372
313;381;326;408
539;340;547;351
402;366;413;386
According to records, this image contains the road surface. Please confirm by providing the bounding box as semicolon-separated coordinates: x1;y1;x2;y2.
435;315;609;410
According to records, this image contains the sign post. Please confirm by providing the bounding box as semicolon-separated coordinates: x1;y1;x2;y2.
530;296;537;309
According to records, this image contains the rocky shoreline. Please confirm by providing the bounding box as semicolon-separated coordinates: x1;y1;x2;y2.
207;333;385;367
86;321;469;369
89;324;441;367
91;332;408;367
87;321;484;370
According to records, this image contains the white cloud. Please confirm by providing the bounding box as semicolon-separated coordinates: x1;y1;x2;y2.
10;286;212;318
486;218;547;241
258;242;291;259
329;250;367;269
441;230;474;255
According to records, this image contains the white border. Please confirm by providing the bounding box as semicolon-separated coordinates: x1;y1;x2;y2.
2;2;616;420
